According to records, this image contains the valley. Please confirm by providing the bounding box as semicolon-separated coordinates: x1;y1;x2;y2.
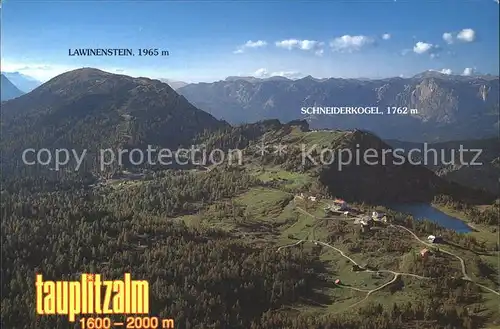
1;69;498;329
385;138;500;195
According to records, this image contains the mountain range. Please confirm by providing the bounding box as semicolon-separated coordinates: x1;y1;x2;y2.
1;71;42;93
1;74;24;101
177;71;499;142
1;68;497;199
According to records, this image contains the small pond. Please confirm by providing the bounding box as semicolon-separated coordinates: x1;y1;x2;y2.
388;203;472;233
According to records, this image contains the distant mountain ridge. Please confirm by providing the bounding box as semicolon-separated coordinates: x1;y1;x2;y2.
159;79;188;90
1;71;42;92
1;74;24;101
224;76;296;83
178;72;499;142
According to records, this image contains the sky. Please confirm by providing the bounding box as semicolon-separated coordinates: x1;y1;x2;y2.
1;0;499;83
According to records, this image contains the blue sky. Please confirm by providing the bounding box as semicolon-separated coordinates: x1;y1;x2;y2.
1;0;499;82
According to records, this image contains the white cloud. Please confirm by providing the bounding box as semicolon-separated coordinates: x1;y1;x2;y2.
254;68;268;77
382;33;391;40
275;39;323;51
462;67;475;76
244;40;267;48
442;29;476;45
275;40;296;50
428;69;452;75
275;39;324;56
413;42;434;54
494;0;499;4
270;71;302;79
253;69;301;79
298;40;320;50
413;42;441;57
330;35;375;52
442;32;454;44
457;29;476;42
233;40;267;54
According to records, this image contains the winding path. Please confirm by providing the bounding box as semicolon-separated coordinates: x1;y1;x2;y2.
277;239;305;252
313;240;427;280
390;224;499;296
279;237;430;311
390;224;470;280
281;201;500;308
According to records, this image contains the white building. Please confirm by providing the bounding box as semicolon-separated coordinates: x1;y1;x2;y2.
372;211;387;222
428;235;443;243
